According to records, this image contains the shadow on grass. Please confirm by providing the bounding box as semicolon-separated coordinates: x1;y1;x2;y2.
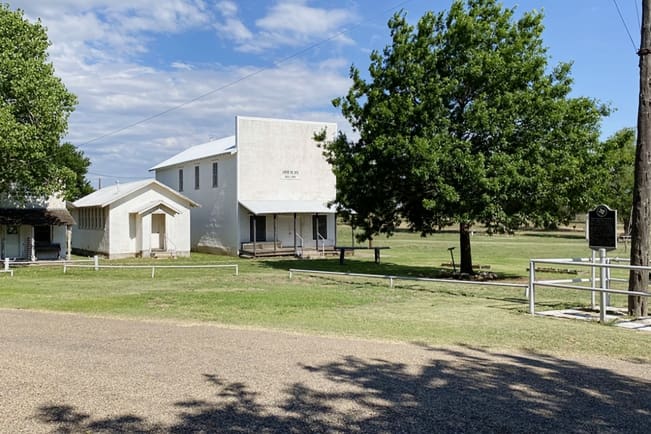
36;346;651;433
259;257;521;281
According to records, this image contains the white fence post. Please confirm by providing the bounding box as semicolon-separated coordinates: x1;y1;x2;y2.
599;248;607;323
4;257;8;271
590;250;596;309
528;260;535;315
93;255;99;271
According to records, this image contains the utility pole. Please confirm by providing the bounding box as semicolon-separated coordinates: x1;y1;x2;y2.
628;0;651;317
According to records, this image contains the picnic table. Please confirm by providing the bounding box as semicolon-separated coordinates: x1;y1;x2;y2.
334;246;390;265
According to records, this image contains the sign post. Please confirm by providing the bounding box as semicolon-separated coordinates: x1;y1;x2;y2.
587;205;617;314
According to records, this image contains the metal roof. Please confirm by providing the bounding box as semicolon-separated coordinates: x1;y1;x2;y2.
149;135;236;171
72;179;199;208
0;208;75;226
239;200;335;215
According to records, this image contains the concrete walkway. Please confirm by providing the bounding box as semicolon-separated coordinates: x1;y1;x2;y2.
1;309;650;433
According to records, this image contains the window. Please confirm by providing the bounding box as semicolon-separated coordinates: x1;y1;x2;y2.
312;215;327;240
212;162;218;188
78;207;105;230
178;169;184;192
194;165;200;190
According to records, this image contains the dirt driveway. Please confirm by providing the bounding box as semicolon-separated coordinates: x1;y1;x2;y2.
1;309;649;433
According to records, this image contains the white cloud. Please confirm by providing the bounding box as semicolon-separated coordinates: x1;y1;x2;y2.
216;0;239;18
171;62;194;70
5;0;355;182
214;0;357;53
216;18;254;42
63;59;350;181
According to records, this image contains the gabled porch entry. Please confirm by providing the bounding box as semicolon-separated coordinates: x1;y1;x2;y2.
132;201;180;257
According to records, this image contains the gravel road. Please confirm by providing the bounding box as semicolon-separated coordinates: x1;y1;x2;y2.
1;309;649;433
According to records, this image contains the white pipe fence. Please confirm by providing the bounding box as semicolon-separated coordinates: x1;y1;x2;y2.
63;259;239;278
2;256;238;278
529;249;650;324
288;268;527;290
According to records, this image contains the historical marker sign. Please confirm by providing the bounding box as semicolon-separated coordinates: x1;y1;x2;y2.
588;204;617;251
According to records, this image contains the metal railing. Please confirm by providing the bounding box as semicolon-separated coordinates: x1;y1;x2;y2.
288;268;527;290
62;256;239;278
528;249;651;324
317;232;326;255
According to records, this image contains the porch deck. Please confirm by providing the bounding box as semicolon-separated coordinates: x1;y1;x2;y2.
239;242;338;258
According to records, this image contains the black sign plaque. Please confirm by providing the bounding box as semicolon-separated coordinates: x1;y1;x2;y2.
588;205;617;251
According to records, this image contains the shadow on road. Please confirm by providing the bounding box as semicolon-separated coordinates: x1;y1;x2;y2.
36;346;651;433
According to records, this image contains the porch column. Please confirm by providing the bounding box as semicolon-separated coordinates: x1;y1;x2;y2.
315;213;319;250
66;224;72;260
30;227;36;261
273;214;277;253
293;213;297;254
252;214;257;257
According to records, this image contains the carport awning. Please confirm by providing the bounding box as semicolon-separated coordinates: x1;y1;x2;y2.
239;200;334;215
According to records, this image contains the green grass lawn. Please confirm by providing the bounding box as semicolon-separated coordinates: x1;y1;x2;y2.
1;227;649;362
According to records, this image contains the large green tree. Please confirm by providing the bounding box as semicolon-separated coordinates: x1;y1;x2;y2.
322;0;607;274
0;4;77;200
594;128;635;234
54;143;93;201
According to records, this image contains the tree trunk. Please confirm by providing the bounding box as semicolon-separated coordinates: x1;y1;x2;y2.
628;0;651;318
459;222;473;275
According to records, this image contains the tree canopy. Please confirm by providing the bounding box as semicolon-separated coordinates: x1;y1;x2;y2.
54;143;94;201
0;4;78;200
594;128;635;233
322;0;608;274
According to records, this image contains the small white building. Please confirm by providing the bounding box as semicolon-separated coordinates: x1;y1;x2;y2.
0;194;74;260
69;179;198;259
150;116;337;256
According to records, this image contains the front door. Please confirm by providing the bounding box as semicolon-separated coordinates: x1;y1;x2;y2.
4;226;20;258
249;216;266;242
151;214;166;250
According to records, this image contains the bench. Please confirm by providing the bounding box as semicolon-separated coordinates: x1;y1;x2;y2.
334;246;390;265
35;243;61;260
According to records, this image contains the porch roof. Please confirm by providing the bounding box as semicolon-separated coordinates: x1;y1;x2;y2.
239;200;334;215
133;200;182;216
0;208;75;226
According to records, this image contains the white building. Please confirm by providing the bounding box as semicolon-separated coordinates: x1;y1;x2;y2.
150;116;337;256
69;179;198;259
0;194;74;260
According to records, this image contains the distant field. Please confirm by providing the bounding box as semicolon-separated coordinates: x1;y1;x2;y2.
1;226;649;362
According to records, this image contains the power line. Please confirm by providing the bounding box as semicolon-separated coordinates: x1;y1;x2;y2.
80;0;413;147
86;171;147;180
635;0;642;28
612;0;638;51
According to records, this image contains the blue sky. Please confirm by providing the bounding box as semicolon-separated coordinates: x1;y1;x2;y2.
11;1;641;186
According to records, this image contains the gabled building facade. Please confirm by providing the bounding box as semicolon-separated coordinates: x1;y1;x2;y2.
150;116;337;256
70;179;198;259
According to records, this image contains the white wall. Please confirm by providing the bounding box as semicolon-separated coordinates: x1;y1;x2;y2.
70;208;109;255
237;116;336;202
155;153;238;254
